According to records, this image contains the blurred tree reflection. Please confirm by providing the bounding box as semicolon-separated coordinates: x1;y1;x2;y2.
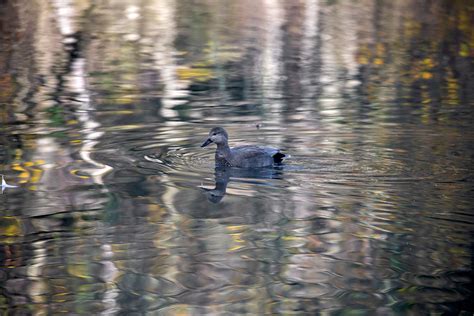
0;0;473;314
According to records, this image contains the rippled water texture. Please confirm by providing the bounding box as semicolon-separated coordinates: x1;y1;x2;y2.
1;0;474;314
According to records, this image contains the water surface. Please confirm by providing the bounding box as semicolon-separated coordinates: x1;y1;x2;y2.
1;0;474;314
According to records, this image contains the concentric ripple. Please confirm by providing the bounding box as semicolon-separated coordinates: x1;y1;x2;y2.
144;146;214;174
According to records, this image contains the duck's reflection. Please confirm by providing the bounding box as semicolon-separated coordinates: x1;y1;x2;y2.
200;166;284;203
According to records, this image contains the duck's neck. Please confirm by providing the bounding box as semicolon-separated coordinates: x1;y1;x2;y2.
215;176;229;192
216;142;230;152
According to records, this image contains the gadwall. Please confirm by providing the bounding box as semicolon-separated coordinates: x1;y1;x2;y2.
201;127;285;168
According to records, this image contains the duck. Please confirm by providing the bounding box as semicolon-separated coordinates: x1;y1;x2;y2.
201;127;285;168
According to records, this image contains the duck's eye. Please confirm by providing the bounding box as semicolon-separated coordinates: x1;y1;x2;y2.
212;133;217;136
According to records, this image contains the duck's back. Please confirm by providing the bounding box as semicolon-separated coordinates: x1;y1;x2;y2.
230;145;283;168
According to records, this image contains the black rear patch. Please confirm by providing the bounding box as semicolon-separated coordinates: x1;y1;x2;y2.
273;152;285;164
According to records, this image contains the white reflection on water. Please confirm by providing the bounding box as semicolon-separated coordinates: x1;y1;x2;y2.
1;0;473;314
152;0;188;118
72;58;113;184
301;0;320;103
260;0;284;106
100;244;120;316
51;0;74;36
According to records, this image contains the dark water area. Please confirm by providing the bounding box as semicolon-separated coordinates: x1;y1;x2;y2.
1;0;474;314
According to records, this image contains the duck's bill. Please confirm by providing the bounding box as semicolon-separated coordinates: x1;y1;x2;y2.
201;138;213;147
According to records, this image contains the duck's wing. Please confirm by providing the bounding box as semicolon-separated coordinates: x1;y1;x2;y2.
231;146;284;167
232;145;279;157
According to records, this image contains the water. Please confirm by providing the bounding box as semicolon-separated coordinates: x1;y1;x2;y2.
1;0;474;314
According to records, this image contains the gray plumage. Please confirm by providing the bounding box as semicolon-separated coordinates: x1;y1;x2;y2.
201;127;285;168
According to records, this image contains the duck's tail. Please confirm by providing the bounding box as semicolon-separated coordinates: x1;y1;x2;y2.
273;152;286;164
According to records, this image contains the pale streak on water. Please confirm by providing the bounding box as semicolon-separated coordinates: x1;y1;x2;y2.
0;0;473;315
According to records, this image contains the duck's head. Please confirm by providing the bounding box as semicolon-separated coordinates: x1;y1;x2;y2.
201;127;229;147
